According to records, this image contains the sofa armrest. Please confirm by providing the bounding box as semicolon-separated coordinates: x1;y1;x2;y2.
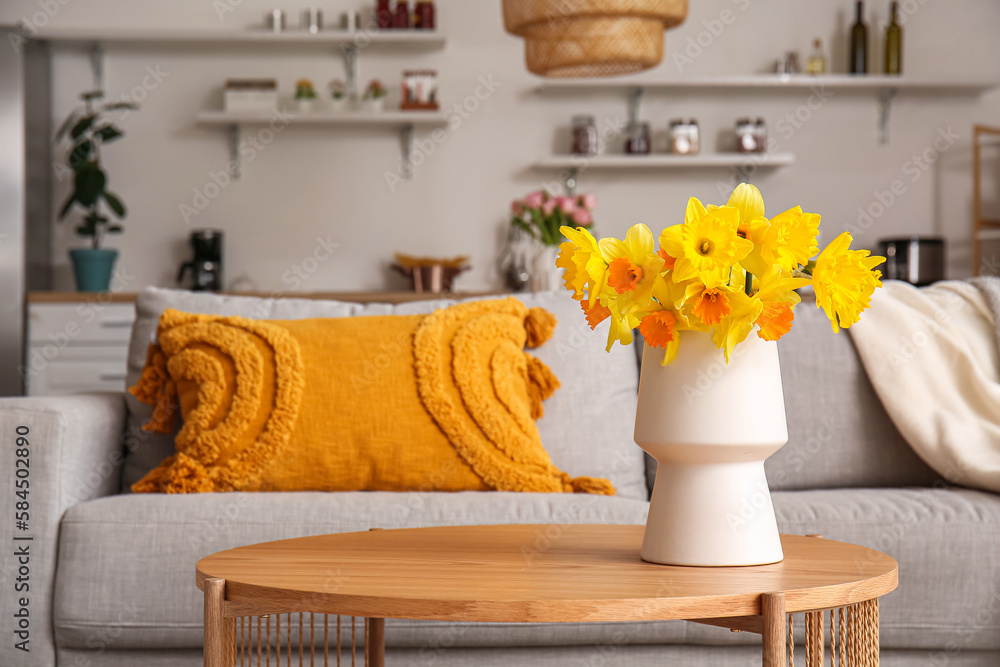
0;393;127;667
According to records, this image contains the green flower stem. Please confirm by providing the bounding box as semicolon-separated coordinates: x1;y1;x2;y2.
744;271;753;296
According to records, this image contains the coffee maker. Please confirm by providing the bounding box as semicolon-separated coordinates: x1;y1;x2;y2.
177;230;223;291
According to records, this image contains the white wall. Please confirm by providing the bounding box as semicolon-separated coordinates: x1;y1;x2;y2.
4;0;1000;293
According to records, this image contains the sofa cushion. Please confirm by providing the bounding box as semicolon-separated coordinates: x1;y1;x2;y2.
769;301;939;490
53;487;1000;653
123;289;648;501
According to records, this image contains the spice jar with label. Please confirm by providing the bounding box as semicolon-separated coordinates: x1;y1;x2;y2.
571;115;599;156
624;121;651;155
736;118;758;153
669;119;701;155
753;118;767;153
413;0;435;29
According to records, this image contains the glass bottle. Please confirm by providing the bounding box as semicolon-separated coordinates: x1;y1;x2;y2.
849;1;868;75
884;1;902;74
376;0;392;29
807;38;826;75
413;1;435;29
392;0;410;29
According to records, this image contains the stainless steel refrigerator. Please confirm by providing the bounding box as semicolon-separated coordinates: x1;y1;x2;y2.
0;34;51;396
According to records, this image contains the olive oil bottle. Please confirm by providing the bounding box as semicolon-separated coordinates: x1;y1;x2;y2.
884;1;903;74
849;1;868;74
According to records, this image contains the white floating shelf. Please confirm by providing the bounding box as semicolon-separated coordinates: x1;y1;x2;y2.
538;75;995;93
32;27;446;47
196;110;448;179
536;153;795;170
196;110;448;128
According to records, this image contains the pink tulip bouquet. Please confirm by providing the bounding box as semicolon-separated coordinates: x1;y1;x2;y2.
511;190;596;246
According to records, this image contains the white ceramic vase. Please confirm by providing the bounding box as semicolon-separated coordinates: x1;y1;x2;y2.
297;98;315;114
364;98;385;113
329;97;347;112
531;244;560;292
634;331;787;567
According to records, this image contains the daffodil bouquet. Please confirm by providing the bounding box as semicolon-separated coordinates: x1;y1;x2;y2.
556;184;885;365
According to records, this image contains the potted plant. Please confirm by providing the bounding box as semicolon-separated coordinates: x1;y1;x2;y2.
363;79;388;112
56;90;137;292
329;79;348;112
510;190;596;291
295;79;317;113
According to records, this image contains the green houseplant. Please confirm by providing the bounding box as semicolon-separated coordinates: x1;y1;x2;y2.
56;90;137;292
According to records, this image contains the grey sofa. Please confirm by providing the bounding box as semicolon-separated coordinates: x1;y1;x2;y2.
2;287;998;667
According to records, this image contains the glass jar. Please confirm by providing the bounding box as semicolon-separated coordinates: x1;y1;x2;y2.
571;115;598;156
736;118;758;153
753;118;767;153
687;119;701;155
413;1;435;29
624;122;651;155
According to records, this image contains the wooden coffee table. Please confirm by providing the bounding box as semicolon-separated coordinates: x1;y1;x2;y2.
197;524;897;667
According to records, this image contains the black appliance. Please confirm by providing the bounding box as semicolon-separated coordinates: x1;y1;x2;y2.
877;237;945;287
178;230;223;291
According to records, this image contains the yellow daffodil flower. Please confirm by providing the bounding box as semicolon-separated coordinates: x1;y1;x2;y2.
684;282;733;326
711;286;764;362
759;206;821;273
558;226;609;308
604;298;641;352
660;198;753;289
598;223;664;312
556;241;586;300
638;308;681;366
752;266;811;341
726;182;766;235
812;232;885;332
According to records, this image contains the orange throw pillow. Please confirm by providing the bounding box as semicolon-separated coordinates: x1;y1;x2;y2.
129;297;614;495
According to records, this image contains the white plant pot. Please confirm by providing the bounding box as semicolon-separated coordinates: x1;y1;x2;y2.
364;98;385;113
330;97;347;112
297;98;316;113
531;244;561;292
634;331;787;566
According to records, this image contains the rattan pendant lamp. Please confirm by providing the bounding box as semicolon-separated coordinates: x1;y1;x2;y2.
502;0;689;78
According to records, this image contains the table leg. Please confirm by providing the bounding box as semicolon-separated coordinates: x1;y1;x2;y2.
204;578;235;667
368;617;385;667
762;592;787;667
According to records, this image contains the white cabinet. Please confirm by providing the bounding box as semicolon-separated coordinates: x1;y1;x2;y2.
25;302;135;396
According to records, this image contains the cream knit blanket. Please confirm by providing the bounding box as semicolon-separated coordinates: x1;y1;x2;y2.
849;279;1000;492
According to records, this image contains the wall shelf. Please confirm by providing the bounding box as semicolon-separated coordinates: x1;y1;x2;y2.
196;110;448;127
538;75;997;145
32;27;447;117
31;27;446;47
536;153;795;170
196;110;448;178
535;153;794;194
537;75;995;93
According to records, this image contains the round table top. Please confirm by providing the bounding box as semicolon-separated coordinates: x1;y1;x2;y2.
197;524;898;623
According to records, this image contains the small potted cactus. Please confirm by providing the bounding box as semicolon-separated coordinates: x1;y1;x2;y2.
362;79;388;113
294;79;317;113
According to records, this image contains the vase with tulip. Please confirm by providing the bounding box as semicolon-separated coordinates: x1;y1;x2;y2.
510;190;596;291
